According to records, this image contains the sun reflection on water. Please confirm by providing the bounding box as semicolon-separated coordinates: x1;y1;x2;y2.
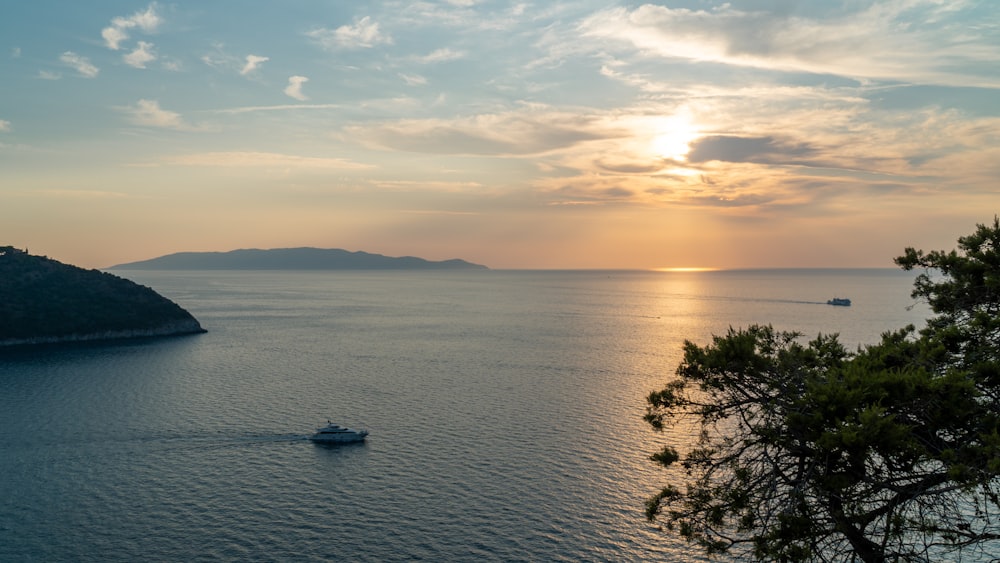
653;267;720;272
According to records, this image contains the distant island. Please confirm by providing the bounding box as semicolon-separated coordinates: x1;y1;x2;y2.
108;247;489;271
0;246;205;347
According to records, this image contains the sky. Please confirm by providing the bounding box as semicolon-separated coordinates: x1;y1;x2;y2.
1;1;998;270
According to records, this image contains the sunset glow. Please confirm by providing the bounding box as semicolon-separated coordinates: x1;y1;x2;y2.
651;112;699;162
1;2;998;269
654;267;720;273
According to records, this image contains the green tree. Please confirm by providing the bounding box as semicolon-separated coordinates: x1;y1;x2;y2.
896;217;1000;382
645;219;1000;562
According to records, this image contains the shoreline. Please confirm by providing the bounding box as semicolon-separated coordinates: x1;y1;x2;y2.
0;320;206;348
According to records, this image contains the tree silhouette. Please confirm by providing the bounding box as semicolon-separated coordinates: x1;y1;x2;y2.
645;218;1000;562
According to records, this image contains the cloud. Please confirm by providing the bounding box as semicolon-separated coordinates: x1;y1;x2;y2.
11;47;20;58
399;73;427;86
683;192;779;209
580;3;1000;87
201;47;270;76
284;76;309;100
240;55;269;76
342;107;620;156
0;119;10;132
37;70;61;80
390;1;516;30
31;189;130;200
307;16;392;50
124;41;157;68
534;96;1000;210
201;44;242;71
213;103;343;115
200;51;228;68
593;157;665;174
123;99;196;130
166;151;373;170
161;57;182;71
102;2;163;50
60;52;99;78
372;180;484;193
102;27;130;51
416;48;465;63
687;136;818;165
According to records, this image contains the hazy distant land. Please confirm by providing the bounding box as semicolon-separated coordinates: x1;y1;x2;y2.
0;246;205;347
109;248;489;271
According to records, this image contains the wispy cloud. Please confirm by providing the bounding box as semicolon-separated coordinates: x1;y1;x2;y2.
124;41;157;69
686;136;819;166
11;47;20;58
200;44;231;69
60;52;99;78
580;2;1000;86
166;151;373;170
284;76;309;101
531;91;1000;212
201;46;269;77
33;189;131;200
374;180;484;193
399;73;427;86
102;2;162;50
122;99;198;130
307;16;392;50
343;107;620;156
37;70;61;80
240;55;269;76
415;48;465;63
391;1;508;30
0;119;10;132
213;103;343;115
161;57;182;72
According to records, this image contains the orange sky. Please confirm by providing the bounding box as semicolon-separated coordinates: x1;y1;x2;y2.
2;2;998;269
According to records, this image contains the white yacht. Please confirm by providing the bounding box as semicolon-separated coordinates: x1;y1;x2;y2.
310;421;369;443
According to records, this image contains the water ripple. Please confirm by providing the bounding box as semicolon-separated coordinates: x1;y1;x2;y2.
1;270;928;561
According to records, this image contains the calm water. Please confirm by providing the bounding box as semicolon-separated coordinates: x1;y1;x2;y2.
0;269;929;561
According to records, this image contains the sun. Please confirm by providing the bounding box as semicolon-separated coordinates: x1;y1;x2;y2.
651;111;699;161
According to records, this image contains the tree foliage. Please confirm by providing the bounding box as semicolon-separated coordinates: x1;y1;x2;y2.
645;219;1000;562
0;247;202;341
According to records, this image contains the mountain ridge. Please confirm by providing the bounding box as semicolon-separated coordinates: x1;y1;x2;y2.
108;247;489;271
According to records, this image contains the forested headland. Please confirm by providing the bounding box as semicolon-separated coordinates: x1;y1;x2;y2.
0;246;205;346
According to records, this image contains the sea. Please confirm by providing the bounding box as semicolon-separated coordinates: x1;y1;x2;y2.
0;269;932;562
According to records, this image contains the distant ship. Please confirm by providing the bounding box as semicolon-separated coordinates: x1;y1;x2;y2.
310;421;369;443
827;298;852;307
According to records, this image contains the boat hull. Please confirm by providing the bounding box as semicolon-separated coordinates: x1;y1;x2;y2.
309;423;368;443
309;433;367;444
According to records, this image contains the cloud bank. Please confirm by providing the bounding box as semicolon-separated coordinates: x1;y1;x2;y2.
581;2;1000;86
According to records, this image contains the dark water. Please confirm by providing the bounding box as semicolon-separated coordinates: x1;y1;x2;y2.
0;269;928;561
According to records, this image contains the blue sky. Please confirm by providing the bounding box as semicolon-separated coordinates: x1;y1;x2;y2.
1;1;998;269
